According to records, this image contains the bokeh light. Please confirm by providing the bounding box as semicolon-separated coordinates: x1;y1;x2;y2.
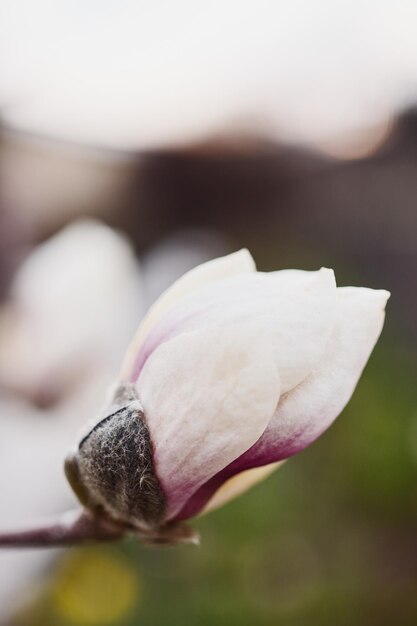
52;548;139;626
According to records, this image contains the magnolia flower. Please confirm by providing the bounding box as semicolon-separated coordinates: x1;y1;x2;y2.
0;249;389;548
61;249;389;545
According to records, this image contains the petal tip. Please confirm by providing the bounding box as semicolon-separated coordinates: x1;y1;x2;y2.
232;248;256;271
378;289;391;307
338;286;391;310
318;266;336;286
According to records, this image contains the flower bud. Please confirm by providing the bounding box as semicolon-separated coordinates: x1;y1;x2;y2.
67;250;389;543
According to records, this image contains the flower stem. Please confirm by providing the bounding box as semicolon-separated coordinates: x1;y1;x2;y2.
0;509;126;548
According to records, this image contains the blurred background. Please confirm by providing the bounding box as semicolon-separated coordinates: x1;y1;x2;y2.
0;1;417;624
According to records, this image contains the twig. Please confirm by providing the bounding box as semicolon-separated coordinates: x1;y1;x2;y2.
0;509;126;548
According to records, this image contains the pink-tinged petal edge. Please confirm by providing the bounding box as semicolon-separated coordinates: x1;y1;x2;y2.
137;322;281;519
176;287;389;521
121;249;255;382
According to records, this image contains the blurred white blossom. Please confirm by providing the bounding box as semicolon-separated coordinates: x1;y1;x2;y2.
0;220;142;405
1;1;416;150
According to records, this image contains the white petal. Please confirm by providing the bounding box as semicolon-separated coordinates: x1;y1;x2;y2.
137;323;280;519
245;286;390;462
266;267;337;391
121;249;255;379
133;267;337;392
166;285;389;521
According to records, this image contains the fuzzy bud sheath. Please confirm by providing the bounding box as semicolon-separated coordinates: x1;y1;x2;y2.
65;383;197;545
